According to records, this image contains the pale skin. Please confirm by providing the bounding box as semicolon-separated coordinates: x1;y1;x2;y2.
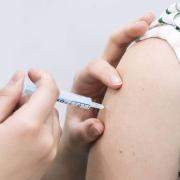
86;38;180;180
42;13;155;180
0;69;61;180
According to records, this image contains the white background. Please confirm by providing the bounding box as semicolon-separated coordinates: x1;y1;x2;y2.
0;0;175;123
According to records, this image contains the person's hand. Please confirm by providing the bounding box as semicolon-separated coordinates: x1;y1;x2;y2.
0;69;61;180
62;12;155;154
41;12;155;180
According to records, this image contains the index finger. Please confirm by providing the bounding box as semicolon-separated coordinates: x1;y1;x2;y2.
102;13;155;66
16;69;59;122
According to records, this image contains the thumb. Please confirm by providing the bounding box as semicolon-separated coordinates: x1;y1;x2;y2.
0;71;25;123
74;118;104;144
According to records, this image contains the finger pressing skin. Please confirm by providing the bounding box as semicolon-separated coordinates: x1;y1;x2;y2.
102;12;155;66
73;60;122;93
0;71;25;123
72;118;104;144
87;60;123;89
16;69;59;123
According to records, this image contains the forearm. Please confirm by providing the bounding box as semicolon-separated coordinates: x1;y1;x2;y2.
86;38;180;180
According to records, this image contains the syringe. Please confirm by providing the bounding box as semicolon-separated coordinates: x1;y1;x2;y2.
24;84;104;110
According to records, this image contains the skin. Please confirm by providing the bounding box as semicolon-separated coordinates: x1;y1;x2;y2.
86;38;180;180
42;13;155;180
0;69;61;180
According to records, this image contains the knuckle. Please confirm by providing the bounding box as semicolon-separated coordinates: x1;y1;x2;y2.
89;60;107;76
73;59;102;84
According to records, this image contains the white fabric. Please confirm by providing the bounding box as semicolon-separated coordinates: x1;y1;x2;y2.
138;25;180;60
137;2;180;61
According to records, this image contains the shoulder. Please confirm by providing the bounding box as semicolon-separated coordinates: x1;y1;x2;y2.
117;38;180;96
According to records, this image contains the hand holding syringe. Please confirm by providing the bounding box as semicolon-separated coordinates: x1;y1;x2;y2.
24;84;104;110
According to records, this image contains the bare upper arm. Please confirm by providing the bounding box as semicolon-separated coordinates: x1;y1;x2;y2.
86;38;180;180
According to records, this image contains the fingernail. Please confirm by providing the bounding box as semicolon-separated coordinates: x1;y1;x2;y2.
111;75;122;85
